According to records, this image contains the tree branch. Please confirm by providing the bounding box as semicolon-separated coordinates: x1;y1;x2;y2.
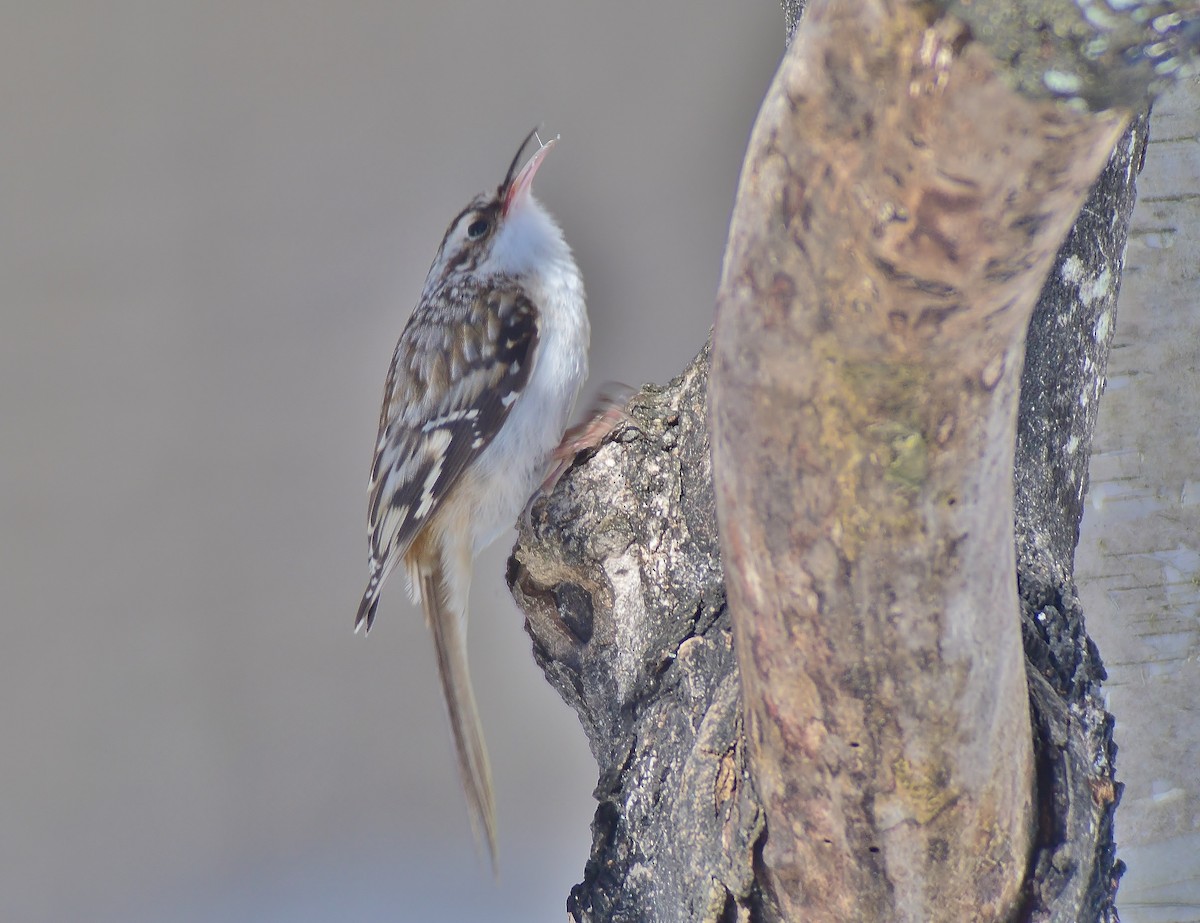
511;351;769;921
709;0;1125;918
509;0;1185;918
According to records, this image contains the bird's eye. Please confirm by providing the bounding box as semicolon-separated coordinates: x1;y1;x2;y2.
466;217;490;240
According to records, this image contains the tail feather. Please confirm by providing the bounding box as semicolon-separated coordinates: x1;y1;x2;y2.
418;554;498;869
354;569;382;634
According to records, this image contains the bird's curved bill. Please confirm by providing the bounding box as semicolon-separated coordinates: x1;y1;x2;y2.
503;135;557;216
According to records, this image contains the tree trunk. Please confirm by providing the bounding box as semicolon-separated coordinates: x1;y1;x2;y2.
508;0;1194;919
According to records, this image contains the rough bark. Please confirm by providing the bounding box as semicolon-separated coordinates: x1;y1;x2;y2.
510;351;764;922
508;0;1182;919
1074;83;1200;913
1014;106;1150;923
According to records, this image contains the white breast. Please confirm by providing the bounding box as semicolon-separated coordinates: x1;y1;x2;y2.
465;201;589;553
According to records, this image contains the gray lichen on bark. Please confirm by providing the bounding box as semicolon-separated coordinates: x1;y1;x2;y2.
781;0;807;44
939;0;1197;108
783;0;1200;108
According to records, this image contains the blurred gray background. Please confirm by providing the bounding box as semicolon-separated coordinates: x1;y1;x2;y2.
4;3;1196;922
0;3;782;921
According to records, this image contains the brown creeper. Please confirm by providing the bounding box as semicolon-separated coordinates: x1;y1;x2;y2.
355;131;589;864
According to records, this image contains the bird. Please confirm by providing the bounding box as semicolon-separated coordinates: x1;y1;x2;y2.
355;129;589;866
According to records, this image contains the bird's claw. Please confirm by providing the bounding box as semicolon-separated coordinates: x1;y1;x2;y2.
520;385;637;531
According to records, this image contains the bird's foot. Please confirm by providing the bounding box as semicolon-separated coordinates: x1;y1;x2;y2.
521;385;636;529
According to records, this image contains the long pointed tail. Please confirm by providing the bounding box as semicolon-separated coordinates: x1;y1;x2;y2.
416;551;498;868
354;566;383;634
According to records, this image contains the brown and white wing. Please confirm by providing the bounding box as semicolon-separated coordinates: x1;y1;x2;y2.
355;282;538;632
